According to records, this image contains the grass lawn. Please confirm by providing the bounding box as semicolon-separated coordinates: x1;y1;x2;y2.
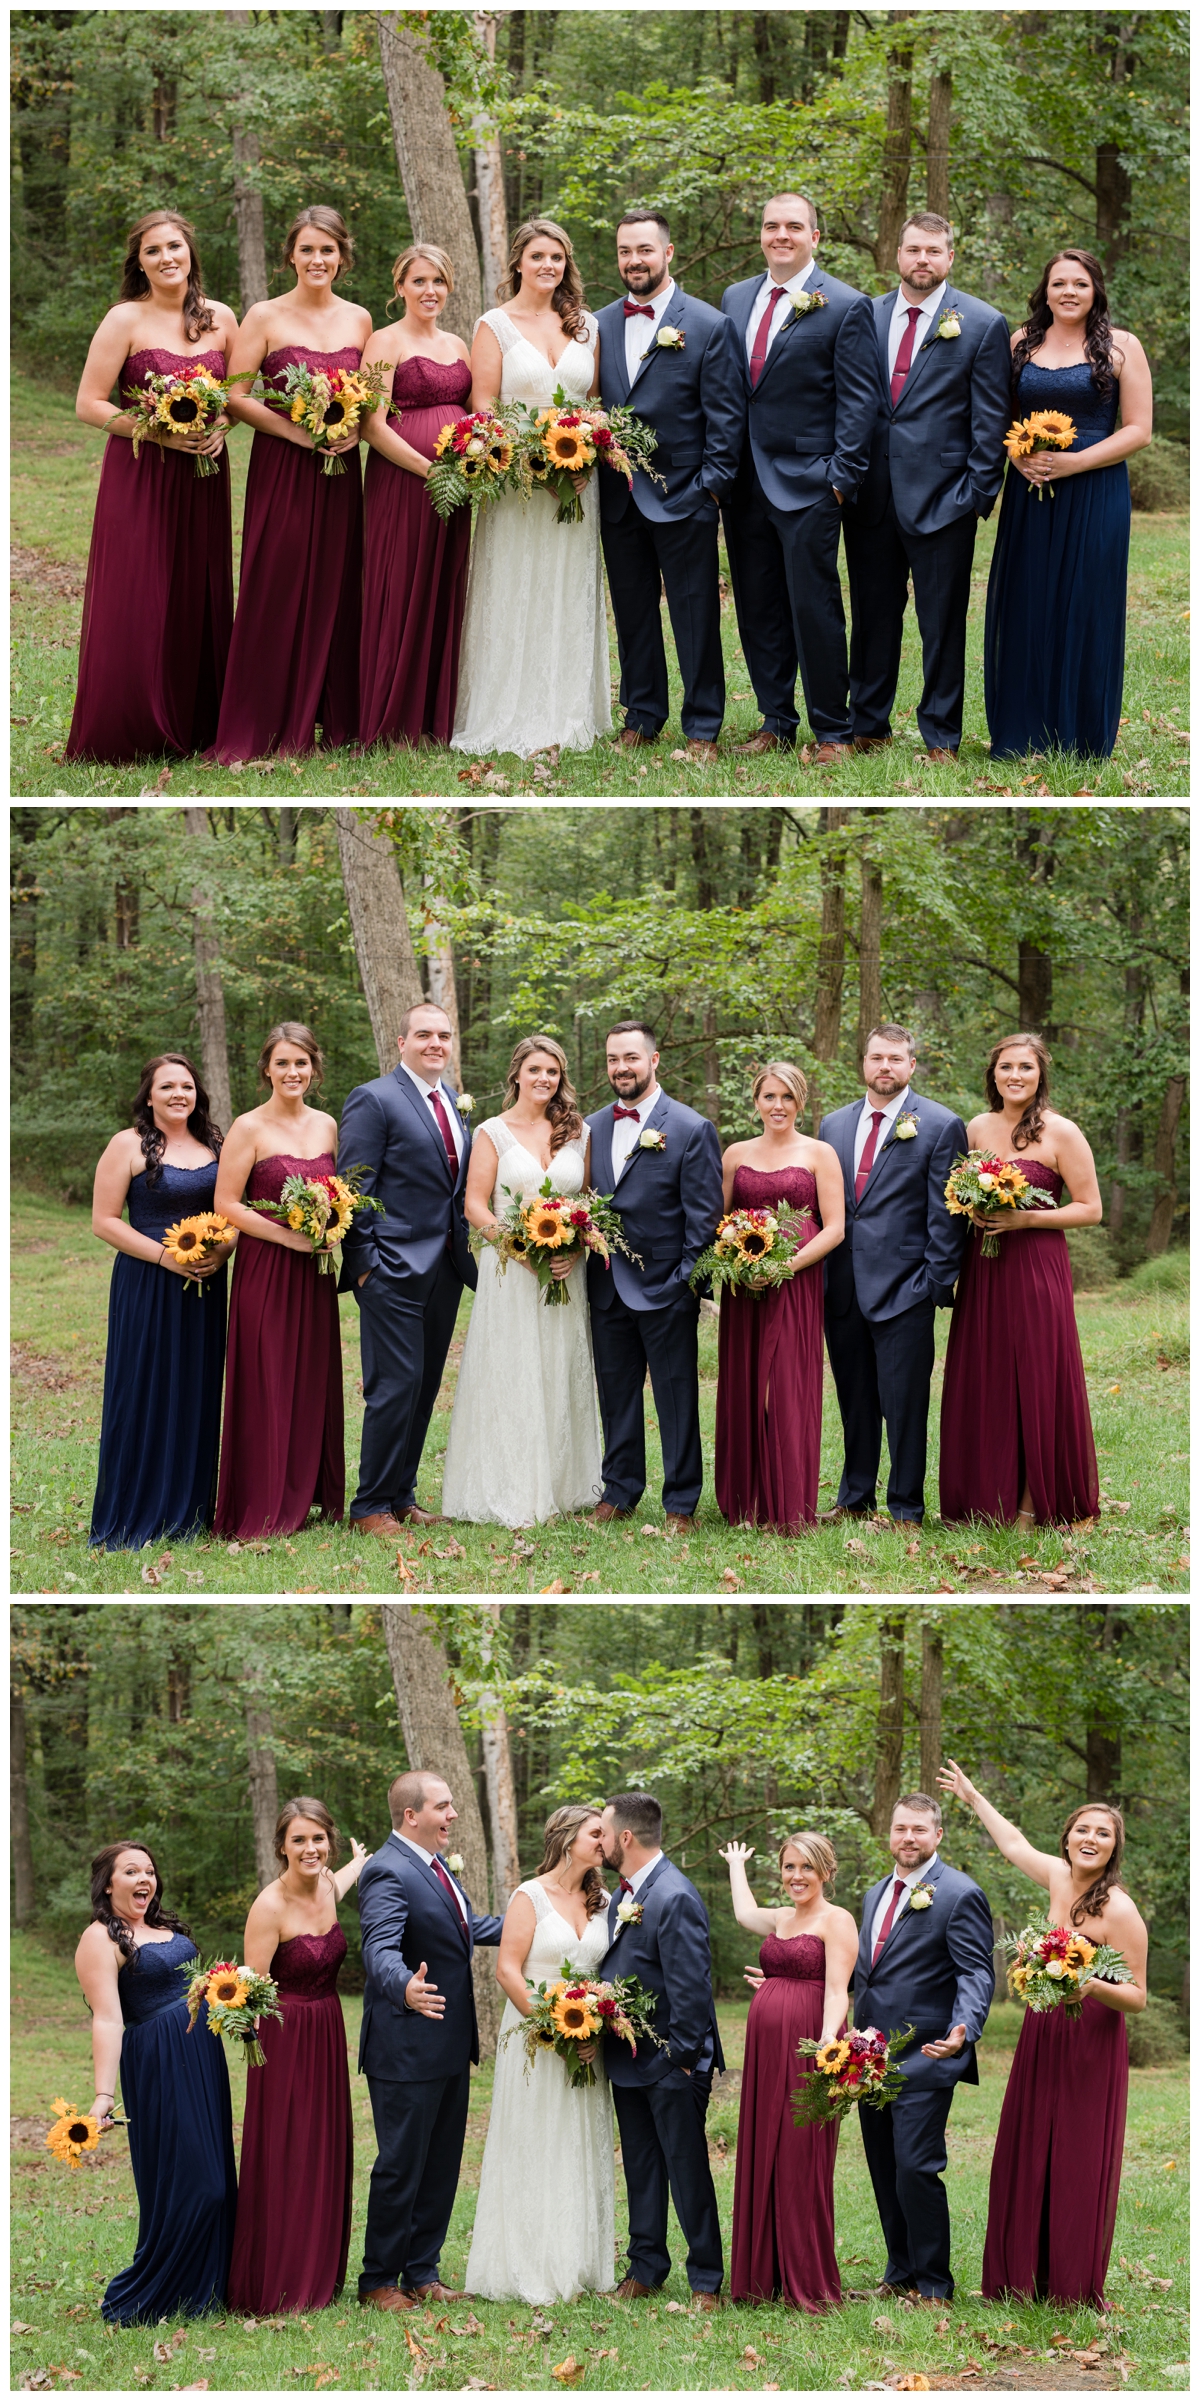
10;1934;1189;2394
10;1189;1189;1598
10;369;1189;799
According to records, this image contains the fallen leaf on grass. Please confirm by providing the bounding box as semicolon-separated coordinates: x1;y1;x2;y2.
539;1578;570;1593
890;2381;932;2393
551;2357;585;2385
394;1550;416;1584
12;2324;38;2336
741;2344;762;2364
722;1568;743;1589
404;2329;427;2359
195;2350;216;2363
665;2301;688;2313
463;2381;497;2392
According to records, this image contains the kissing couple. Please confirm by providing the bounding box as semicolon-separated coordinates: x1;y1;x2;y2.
356;1775;724;2308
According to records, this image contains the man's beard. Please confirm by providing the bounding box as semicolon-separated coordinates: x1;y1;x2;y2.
609;1065;654;1101
621;264;666;296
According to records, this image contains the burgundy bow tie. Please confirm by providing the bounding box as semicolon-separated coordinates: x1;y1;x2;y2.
618;1877;634;1895
612;1105;641;1121
623;300;655;319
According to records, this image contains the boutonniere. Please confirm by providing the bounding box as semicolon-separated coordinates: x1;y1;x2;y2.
615;1897;644;1926
907;1881;935;1911
638;1128;667;1151
454;1094;473;1119
893;1112;920;1142
935;308;963;340
655;325;685;350
791;288;827;319
446;1854;465;1878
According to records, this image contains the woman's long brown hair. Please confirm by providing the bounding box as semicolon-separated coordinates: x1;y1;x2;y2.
502;1036;583;1155
1060;1800;1126;1926
499;217;589;344
984;1031;1051;1151
119;211;217;344
535;1805;607;1918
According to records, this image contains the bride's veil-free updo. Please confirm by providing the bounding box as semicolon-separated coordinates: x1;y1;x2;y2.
536;1804;609;1918
503;1035;584;1155
499;217;589;343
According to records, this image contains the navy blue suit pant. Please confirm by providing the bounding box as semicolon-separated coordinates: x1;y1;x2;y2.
845;490;978;752
725;469;850;742
360;2064;471;2292
824;1291;935;1519
590;1286;702;1515
352;1251;461;1517
600;503;725;740
613;2068;723;2292
858;2081;957;2298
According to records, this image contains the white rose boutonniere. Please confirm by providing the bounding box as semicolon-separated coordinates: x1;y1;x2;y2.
616;1897;644;1927
455;1094;473;1119
446;1853;465;1878
935;308;963;340
791;289;828;319
655;325;685;350
907;1881;935;1911
638;1128;667;1151
893;1111;920;1142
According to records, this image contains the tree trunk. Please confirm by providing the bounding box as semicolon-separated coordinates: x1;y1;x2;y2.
106;806;140;950
688;807;717;910
225;13;269;309
1109;947;1145;1240
11;1684;35;1927
182;809;236;1133
1095;141;1131;264
1014;812;1053;1034
382;1604;501;2056
472;12;509;309
11;809;40;1062
278;805;298;866
423;880;463;1086
919;1621;943;1799
869;1614;906;1838
856;820;884;1064
1145;1073;1185;1257
874;14;915;275
479;1605;521;1912
810;807;848;1133
243;1652;279;1891
1086;1723;1121;1801
335;808;424;1072
377;14;482;345
926;69;952;217
701;1003;721;1137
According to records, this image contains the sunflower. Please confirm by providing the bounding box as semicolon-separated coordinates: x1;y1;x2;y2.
46;2100;101;2166
733;1225;772;1260
1004;421;1035;459
291;395;307;424
992;1163;1028;1199
524;1202;572;1247
485;434;514;474
544;424;594;472
1027;409;1075;447
1008;1963;1030;1996
434;422;459;457
1065;1935;1096;1970
815;2039;850;2073
552;1992;599;2039
161;1213;225;1266
206;1968;249;2010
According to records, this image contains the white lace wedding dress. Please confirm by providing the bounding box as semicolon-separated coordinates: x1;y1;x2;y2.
450;309;612;756
466;1880;616;2302
441;1123;603;1524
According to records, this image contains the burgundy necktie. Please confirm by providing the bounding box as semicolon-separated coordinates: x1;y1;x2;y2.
612;1105;640;1122
623;300;654;318
750;281;788;387
872;1878;907;1966
890;304;923;406
855;1110;884;1203
432;1854;468;1943
429;1087;459;1175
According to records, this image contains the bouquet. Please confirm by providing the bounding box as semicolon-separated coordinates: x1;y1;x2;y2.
792;2022;915;2126
688;1201;812;1297
1003;409;1076;500
117;365;237;477
517;389;663;524
252;1164;383;1273
427;408;520;519
1001;1912;1134;2017
44;2096;124;2168
266;358;393;474
181;1957;282;2067
472;1175;642;1307
160;1210;234;1294
943;1150;1058;1257
507;1960;665;2088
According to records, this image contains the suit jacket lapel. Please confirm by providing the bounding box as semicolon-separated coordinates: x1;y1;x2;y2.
394;1066;453;1179
615;1088;669;1182
827;1106;857;1200
861;1099;919;1200
426;1854;468;1943
893;288;953;412
860;1875;890;1979
630;285;685;391
876;292;894;393
753;273;824;394
606;300;632;403
877;1856;946;1961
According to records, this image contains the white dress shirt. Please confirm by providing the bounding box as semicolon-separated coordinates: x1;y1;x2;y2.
399;1058;464;1163
886;280;948;380
610;1082;662;1180
622;1849;663;1898
745;259;815;364
393;1829;468;1926
870;1851;940;1950
853;1084;912;1175
624;277;676;384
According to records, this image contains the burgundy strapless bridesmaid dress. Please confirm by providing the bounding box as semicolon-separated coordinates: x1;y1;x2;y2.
359;354;473;746
212;345;363;761
715;1165;825;1532
227;1925;353;2314
731;1933;842;2310
66;346;234;762
214;1153;344;1537
939;1160;1100;1524
982;1992;1128;2306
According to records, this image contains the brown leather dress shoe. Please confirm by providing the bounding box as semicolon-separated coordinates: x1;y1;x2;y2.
685;738;720;765
734;728;785;755
664;1513;696;1536
397;1504;445;1525
920;746;958;763
816;1505;872;1525
617;727;655;749
405;2281;465;2303
813;740;852;765
853;734;892;753
613;2275;659;2300
591;1500;636;1524
351;1511;406;1540
359;2285;415;2311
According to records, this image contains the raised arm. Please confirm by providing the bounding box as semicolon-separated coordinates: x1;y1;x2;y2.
330;1837;369;1903
718;1841;781;1936
74;1923;125;2126
937;1759;1057;1888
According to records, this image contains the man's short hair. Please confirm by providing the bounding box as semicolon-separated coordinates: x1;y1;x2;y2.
893;1790;943;1824
899;211;953;246
865;1022;917;1057
605;1790;663;1848
617;206;671;243
398;1002;452;1041
763;190;821;233
389;1770;446;1825
606;1019;658;1050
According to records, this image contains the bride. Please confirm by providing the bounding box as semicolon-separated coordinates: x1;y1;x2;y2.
466;1805;615;2302
451;218;612;757
441;1035;603;1525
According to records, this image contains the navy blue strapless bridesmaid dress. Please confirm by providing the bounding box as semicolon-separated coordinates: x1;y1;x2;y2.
90;1159;228;1551
103;1932;237;2326
984;360;1129;759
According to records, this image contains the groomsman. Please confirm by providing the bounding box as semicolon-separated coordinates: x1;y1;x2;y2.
843;213;1011;763
721;193;877;761
595;209;745;765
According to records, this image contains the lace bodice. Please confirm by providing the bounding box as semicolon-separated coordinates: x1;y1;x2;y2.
246;1149;336;1204
1014;360;1119;450
479;309;598;407
732;1163;821;1235
125;348;228;389
480;1119;588;1212
117;1929;197;2024
516;1880;612;1982
271;1924;347;1998
758;1932;827;1983
127;1157;219;1241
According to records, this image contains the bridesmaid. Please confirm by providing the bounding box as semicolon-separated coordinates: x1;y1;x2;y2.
91;1054;234;1552
938;1763;1147;2309
714;1063;844;1532
214;205;372;762
68;212;239;762
213;1021;344;1537
228;1798;367;2315
75;1841;237;2324
984;248;1153;760
359;245;473;748
720;1834;857;2310
939;1032;1102;1530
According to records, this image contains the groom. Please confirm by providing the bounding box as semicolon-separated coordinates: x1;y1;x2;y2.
586;1020;722;1531
599;1792;724;2306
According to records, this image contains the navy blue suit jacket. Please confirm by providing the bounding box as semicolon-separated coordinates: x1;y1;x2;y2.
357;1834;503;2083
595;286;745;525
336;1065;476;1295
822;1091;968;1323
721;267;878;513
850;1856;995;2091
846;284;1012;537
598;1856;725;2087
585;1090;722;1312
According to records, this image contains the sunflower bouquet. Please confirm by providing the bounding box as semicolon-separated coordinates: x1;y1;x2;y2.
180;1958;282;2067
1001;1912;1134;2018
508;1961;664;2088
792;2022;915;2127
472;1174;642;1307
943;1150;1058;1257
252;1164;384;1273
117;364;238;477
1003;408;1076;499
266;358;393;474
688;1201;812;1297
44;2096;124;2169
427;408;520;519
516;389;662;524
160;1211;235;1294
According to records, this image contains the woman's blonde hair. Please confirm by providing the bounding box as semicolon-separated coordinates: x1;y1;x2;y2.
778;1830;837;1889
752;1059;809;1112
535;1804;608;1918
502;1035;583;1155
499;217;588;343
387;243;455;316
